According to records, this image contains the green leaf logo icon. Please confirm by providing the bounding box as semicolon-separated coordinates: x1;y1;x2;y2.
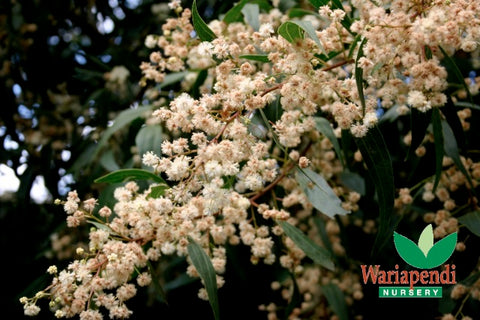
393;224;457;269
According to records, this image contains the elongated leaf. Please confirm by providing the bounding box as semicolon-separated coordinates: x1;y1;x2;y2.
187;238;220;320
192;69;209;99
223;0;271;23
315;50;342;65
290;20;326;54
87;220;113;233
410;112;431;153
439;46;473;102
432;108;444;191
146;261;167;303
99;149;120;172
340;171;365;195
314;117;345;167
192;0;216;42
241;3;260;31
321;284;349;320
258;108;286;152
378;105;400;124
93;105;152;158
296;168;349;217
239;54;270;63
348;34;362;59
454;101;480;111
418;224;434;257
355;37;367;115
406;105;431;161
284;273;301;318
135;125;163;162
441;119;475;191
94;168;167;184
278;21;325;54
223;0;249;23
158;71;189;89
148;184;169;199
458;211;480;237
313;216;334;255
355;125;395;255
278;21;304;43
278;221;335;271
307;0;353;33
288;8;317;18
164;272;197;291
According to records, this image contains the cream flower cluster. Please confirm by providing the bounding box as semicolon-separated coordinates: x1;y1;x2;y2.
22;0;480;319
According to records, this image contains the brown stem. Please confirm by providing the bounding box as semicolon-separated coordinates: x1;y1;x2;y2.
260;83;284;97
209;111;240;144
321;59;354;72
249;140;313;205
86;253;107;310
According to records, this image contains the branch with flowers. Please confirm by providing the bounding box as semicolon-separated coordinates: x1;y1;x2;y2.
21;0;480;319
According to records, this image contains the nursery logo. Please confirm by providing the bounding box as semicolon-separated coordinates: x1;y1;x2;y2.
361;224;457;298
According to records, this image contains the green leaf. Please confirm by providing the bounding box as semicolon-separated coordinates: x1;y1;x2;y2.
87;220;113;233
454;101;480;111
288;8;317;18
278;221;335;271
94;168;167;184
355;125;395;255
406;108;431;162
278;21;326;54
458;211;480;237
348;34;362;59
284;273;301;318
296;168;349;217
313;216;334;255
432;108;444;191
192;69;209;99
135;125;163;163
239;54;270;63
424;45;433;60
291;20;326;54
99;149;121;172
278;21;304;44
355;37;368;116
187;238;220;320
418;224;434;257
321;284;349;320
223;0;250;23
307;0;353;33
258;108;286;152
241;3;260;31
148;184;169;199
340;171;365;196
192;0;216;42
158;71;189;89
441;118;475;191
93;105;152;159
314;117;345;167
315;50;342;65
439;46;473;102
164;272;197;291
146;261;167;303
378;105;400;123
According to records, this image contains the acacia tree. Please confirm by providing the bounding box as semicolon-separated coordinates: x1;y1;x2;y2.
16;0;480;319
